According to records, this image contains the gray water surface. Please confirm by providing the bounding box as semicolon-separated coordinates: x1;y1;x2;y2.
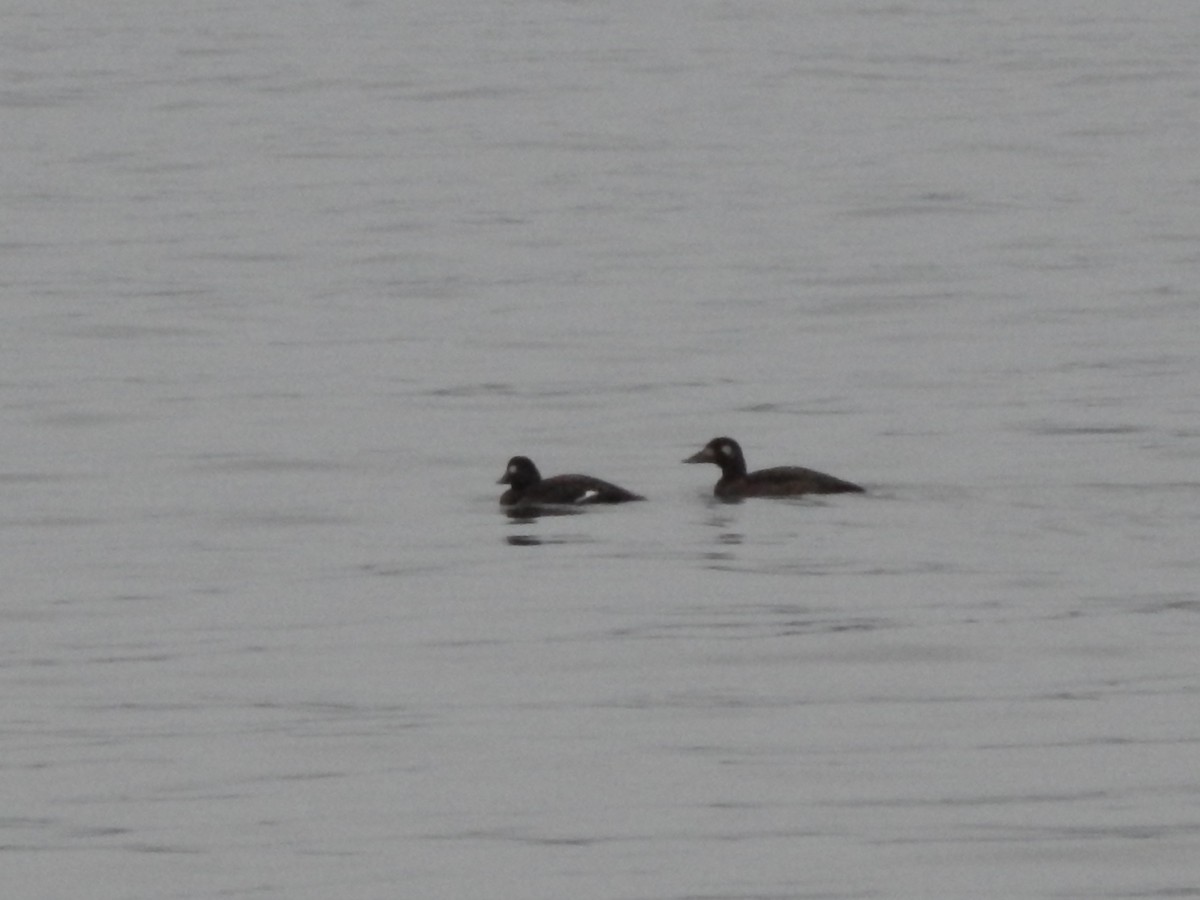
3;2;1199;898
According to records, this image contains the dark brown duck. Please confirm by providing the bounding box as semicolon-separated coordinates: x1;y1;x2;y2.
683;436;864;499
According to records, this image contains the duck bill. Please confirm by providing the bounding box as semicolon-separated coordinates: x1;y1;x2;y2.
497;472;511;484
683;448;714;464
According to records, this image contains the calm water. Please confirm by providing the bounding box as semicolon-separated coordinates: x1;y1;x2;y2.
4;2;1199;898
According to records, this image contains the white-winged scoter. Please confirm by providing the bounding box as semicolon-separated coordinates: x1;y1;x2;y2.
498;456;645;506
683;436;863;499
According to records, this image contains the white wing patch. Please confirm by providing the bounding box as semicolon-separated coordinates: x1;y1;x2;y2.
575;489;600;504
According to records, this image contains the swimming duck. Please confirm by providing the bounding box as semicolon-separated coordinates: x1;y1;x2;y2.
498;456;645;506
683;436;864;499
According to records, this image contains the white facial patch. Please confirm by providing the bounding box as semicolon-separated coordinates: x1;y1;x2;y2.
719;443;733;456
508;463;520;475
